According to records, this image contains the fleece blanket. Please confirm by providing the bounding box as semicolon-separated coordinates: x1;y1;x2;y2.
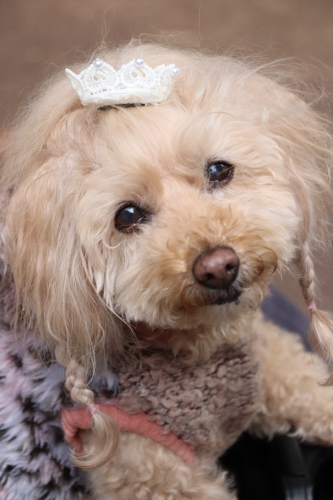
0;326;86;500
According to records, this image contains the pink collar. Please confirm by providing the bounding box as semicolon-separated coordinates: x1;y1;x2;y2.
61;403;195;464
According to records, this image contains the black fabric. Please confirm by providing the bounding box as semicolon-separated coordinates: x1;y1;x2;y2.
261;287;311;350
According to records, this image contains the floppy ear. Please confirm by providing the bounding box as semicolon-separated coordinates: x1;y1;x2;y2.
261;81;333;366
5;156;122;364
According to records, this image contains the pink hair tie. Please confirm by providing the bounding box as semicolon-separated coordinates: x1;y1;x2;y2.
88;403;100;415
307;302;317;313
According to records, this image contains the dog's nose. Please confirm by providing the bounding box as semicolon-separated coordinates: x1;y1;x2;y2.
192;246;239;289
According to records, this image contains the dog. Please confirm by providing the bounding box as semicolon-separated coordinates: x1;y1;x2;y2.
2;41;333;499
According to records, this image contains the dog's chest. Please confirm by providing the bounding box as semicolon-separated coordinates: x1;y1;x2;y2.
115;340;260;460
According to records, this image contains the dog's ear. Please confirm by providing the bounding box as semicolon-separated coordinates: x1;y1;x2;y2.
0;71;119;363
5;155;122;362
260;79;333;366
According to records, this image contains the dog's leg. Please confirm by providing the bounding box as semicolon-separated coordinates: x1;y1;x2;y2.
250;313;333;445
88;432;236;500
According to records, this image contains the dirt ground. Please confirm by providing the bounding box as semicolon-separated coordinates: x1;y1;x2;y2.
1;0;333;314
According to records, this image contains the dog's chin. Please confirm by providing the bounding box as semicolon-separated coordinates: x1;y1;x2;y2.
206;288;242;306
183;286;242;308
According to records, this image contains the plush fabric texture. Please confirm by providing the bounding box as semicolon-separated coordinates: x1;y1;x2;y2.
115;342;260;463
0;326;87;500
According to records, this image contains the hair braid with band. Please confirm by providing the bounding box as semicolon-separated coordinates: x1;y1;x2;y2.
297;242;333;373
56;346;119;469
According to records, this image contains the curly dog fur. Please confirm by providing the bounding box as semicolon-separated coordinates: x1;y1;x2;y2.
2;41;333;499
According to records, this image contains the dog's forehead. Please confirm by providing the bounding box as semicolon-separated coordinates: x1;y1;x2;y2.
98;105;184;158
97;104;255;171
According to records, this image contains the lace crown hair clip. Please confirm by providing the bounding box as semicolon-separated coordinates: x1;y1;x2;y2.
65;57;180;108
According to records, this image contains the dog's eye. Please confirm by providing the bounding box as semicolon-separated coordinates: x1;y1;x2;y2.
115;205;150;233
206;161;234;187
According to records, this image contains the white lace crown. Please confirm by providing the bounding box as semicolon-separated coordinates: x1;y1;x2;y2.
65;57;180;107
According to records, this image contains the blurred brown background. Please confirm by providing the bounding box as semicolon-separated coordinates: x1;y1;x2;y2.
1;0;332;314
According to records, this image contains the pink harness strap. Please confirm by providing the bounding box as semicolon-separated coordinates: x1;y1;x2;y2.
61;404;195;464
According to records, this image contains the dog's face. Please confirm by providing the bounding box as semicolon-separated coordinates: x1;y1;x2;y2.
3;45;331;360
81;105;296;333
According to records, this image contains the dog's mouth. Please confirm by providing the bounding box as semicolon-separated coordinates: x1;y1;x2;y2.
181;284;243;308
207;287;242;306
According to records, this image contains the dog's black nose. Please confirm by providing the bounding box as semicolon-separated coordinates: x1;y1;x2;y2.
192;246;239;289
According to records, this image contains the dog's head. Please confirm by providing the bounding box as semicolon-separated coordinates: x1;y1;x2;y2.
2;42;333;365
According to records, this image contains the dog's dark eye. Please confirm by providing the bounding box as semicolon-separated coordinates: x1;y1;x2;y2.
206;161;234;187
115;205;150;233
